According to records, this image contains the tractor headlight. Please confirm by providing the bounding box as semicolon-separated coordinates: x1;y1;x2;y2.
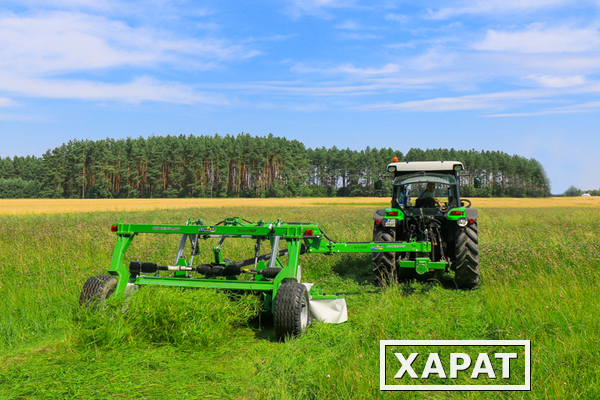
457;217;468;227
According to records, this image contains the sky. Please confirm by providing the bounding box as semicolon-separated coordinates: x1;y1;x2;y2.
0;0;599;193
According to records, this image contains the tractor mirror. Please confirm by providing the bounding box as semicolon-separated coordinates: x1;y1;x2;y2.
474;177;482;189
374;180;383;191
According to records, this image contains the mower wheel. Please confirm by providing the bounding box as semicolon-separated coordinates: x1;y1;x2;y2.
372;225;397;286
453;222;479;289
79;274;118;307
274;283;311;340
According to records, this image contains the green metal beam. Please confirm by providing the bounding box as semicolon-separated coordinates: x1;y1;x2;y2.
304;239;431;254
135;276;275;291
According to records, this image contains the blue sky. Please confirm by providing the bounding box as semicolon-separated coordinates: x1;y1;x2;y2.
0;0;599;193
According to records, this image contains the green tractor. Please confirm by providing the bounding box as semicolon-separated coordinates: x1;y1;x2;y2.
372;160;479;289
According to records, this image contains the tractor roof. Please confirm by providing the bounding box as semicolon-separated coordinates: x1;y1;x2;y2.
386;161;464;173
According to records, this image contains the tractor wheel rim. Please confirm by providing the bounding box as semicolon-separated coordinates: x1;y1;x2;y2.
300;296;308;329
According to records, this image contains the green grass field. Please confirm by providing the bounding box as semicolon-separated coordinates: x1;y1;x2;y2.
1;205;599;399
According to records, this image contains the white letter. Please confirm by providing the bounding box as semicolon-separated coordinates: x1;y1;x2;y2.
471;353;496;379
421;353;447;379
495;353;518;378
450;353;471;379
394;353;419;379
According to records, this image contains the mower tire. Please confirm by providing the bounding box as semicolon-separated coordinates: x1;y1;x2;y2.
274;283;311;340
453;222;480;289
372;224;398;286
79;274;118;307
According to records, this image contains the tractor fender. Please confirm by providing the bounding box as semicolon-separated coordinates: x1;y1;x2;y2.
373;209;386;221
465;208;478;220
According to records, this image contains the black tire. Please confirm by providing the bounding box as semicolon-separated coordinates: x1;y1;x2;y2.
453;222;479;289
274;283;311;340
79;274;118;307
372;224;397;286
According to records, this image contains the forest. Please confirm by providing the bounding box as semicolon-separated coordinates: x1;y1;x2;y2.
0;133;551;199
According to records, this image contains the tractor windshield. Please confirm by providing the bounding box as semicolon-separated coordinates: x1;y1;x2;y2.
392;173;459;208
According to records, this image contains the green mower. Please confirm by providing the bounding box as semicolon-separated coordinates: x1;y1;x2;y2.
79;215;454;339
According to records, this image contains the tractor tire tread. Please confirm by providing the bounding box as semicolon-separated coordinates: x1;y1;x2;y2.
79;274;118;307
372;226;397;286
274;283;310;340
454;223;480;290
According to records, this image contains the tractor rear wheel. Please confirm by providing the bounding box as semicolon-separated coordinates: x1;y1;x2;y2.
372;224;398;286
274;283;311;340
79;274;118;307
453;222;480;289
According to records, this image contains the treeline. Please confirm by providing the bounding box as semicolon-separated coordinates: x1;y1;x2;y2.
564;186;600;196
0;134;550;199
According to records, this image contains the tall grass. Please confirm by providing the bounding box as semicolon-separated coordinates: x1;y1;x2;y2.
0;206;599;398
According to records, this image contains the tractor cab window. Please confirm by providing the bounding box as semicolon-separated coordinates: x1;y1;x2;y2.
392;173;458;208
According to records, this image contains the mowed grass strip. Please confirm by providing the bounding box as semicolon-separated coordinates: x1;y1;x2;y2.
2;196;599;215
0;205;598;399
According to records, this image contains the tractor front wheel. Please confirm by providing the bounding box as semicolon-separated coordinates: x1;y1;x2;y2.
453;222;480;289
79;274;118;308
274;283;311;340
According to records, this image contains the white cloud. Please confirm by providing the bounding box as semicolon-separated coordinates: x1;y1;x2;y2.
6;0;123;12
4;0;215;18
0;97;14;107
364;96;498;112
334;18;386;31
512;54;600;75
527;74;586;87
243;34;296;43
0;75;226;104
409;49;458;70
291;63;400;76
218;82;391;97
488;100;600;116
283;0;357;18
337;32;382;40
0;12;257;75
474;25;600;53
335;20;362;30
196;22;221;31
215;73;436;98
429;0;576;19
0;13;150;74
0;11;257;103
425;49;600;83
361;83;600;112
384;13;408;23
386;42;416;49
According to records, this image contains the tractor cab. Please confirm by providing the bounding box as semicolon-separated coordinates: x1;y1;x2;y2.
392;172;460;213
385;161;464;215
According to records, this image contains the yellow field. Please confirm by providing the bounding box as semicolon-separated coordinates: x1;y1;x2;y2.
0;196;598;215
